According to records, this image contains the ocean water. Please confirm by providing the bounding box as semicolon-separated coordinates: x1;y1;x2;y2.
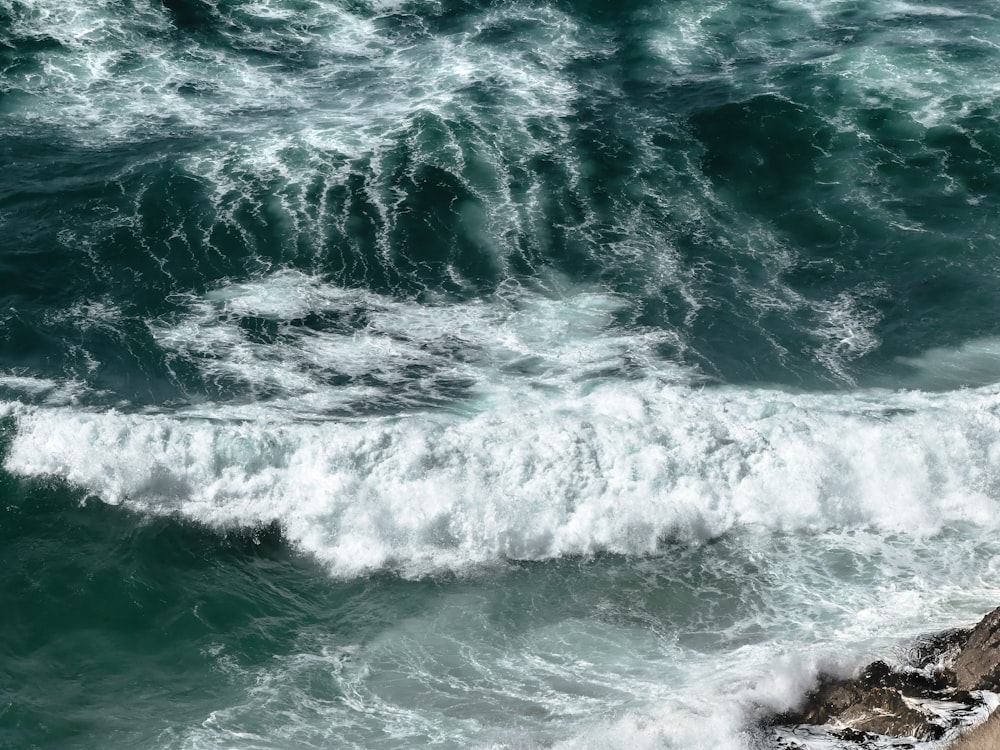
3;0;1000;748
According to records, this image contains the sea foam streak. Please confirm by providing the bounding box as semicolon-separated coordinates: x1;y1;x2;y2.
148;270;682;415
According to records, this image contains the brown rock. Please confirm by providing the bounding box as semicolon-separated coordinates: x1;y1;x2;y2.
779;673;946;740
953;606;1000;691
950;710;1000;750
839;689;944;740
768;607;1000;746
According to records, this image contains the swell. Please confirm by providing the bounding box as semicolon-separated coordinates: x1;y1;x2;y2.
0;0;998;398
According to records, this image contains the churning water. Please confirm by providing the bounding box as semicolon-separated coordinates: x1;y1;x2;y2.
3;1;1000;748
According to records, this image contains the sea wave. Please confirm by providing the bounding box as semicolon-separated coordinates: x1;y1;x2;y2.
3;378;999;577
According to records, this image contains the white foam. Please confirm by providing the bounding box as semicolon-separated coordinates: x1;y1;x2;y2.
0;374;92;405
147;271;680;416
647;0;1000;131
810;287;885;384
1;0;596;149
5;377;1000;577
884;2;989;20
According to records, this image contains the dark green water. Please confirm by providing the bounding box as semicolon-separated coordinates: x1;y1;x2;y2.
3;1;1000;748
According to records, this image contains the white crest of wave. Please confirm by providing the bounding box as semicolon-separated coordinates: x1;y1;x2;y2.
3;379;1000;576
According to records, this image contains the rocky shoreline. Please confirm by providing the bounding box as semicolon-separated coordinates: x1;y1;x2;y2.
765;607;1000;748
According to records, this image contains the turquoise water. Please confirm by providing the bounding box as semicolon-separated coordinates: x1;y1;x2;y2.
3;1;1000;748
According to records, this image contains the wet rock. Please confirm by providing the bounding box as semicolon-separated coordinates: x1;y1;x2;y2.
777;666;950;741
767;608;1000;746
769;623;992;744
954;606;1000;691
841;694;944;740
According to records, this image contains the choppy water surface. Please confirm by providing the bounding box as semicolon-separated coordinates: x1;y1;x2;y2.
3;1;1000;748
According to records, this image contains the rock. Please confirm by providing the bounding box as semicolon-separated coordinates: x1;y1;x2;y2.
953;606;1000;691
950;710;1000;750
767;607;1000;746
840;691;944;740
776;667;950;740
